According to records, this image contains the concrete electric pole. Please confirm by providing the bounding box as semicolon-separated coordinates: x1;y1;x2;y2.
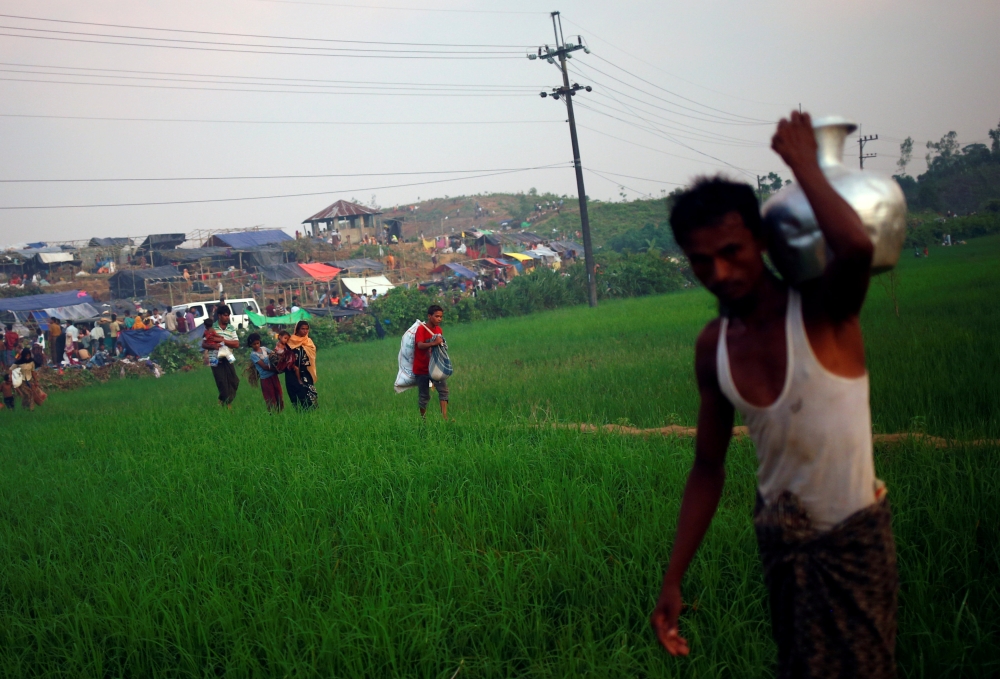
529;11;598;307
858;133;878;170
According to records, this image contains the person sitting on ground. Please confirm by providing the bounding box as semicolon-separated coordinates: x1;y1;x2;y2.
649;112;898;677
164;306;177;333
247;332;283;413
203;304;240;408
413;305;448;421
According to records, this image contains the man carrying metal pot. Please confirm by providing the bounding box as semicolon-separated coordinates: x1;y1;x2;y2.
651;111;898;678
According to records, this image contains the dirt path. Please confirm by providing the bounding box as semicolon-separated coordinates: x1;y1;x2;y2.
548;423;998;448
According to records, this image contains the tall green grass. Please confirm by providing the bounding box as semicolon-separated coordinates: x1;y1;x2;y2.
1;238;998;677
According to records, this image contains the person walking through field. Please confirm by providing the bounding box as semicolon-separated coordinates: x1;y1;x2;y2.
247;332;284;412
650;112;898;678
413;305;448;421
202;304;240;408
3;323;19;368
279;321;317;410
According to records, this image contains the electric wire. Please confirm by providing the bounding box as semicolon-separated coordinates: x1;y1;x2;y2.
0;165;567;183
0;113;562;125
0;61;545;89
585;168;654;199
0;13;536;48
250;0;547;14
0;76;533;97
561;15;782;108
575;102;757;178
0;30;524;59
585;169;685;186
0;164;571;210
572;59;771;125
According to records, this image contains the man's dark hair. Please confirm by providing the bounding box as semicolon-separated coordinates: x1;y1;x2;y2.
5;324;11;331
427;304;444;316
111;314;117;321
669;176;763;246
247;332;261;346
216;304;231;317
268;299;275;304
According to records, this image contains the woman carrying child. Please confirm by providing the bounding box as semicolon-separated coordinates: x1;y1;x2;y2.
277;321;317;410
247;332;284;412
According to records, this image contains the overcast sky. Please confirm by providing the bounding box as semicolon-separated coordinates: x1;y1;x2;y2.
1;0;997;245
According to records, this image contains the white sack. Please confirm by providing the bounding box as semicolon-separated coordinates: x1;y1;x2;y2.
394;320;423;393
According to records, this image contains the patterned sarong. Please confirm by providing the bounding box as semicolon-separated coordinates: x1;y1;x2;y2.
754;492;898;679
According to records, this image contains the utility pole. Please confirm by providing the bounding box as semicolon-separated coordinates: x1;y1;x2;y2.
756;175;767;204
530;11;597;307
858;133;878;170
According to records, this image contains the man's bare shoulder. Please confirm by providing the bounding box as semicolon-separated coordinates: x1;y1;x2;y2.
694;318;723;383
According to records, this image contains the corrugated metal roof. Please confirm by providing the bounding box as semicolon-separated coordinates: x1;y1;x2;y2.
303;200;382;223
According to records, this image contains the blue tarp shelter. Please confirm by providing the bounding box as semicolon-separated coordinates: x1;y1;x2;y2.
445;263;477;278
205;230;292;249
0;290;96;312
116;328;173;358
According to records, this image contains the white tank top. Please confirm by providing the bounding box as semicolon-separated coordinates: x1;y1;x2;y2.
716;290;878;531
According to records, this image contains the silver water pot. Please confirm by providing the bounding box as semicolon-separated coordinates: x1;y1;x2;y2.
761;116;907;284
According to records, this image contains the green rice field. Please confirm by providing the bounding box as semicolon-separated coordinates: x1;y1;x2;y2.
2;237;998;677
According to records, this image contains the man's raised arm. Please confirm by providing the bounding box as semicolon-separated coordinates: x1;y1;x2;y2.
771;111;873;318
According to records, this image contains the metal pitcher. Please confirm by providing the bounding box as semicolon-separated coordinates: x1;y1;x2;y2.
761;116;907;284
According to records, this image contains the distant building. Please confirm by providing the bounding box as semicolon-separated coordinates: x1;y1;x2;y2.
302;200;382;244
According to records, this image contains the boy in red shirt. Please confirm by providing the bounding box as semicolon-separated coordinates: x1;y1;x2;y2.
3;324;20;368
413;305;448;420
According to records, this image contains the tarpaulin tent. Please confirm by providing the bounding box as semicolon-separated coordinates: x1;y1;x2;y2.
550;241;584;256
327;258;385;274
108;266;183;298
28;303;102;322
0;290;95;313
88;237;131;247
137;234;186;251
502;252;534;262
241;247;287;269
297;263;341;281
340;275;395;296
35;252;76;264
204;230;292;249
117;328;173;358
247;308;313;327
431;263;477;279
150;247;234;265
257;263;310;282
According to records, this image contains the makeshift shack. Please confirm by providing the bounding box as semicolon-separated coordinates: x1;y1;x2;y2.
108;266;184;298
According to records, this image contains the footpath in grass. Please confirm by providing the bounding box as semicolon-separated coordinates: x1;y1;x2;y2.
1;238;998;677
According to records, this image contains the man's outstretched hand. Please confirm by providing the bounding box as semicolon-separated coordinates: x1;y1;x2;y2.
650;582;690;656
771;110;819;174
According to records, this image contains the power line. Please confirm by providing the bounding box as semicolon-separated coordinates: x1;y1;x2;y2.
572;59;771;125
0;165;565;183
561;15;782;108
586;169;685;186
0;76;533;96
0;68;535;94
0;31;524;59
0;13;536;47
577;122;764;174
251;0;547;13
575;103;757;178
582;95;765;147
585;168;654;199
0;61;546;89
0;113;562;125
0;23;524;54
0;164;571;209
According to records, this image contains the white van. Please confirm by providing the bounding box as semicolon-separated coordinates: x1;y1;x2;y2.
171;298;261;330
